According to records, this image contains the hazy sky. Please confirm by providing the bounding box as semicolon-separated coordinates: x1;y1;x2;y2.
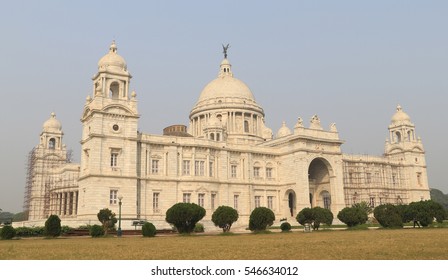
1;1;447;213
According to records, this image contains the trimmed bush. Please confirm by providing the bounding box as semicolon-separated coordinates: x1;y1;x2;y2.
15;226;45;237
337;207;368;227
1;225;16;240
404;200;446;227
280;222;292;232
296;207;333;230
44;215;62;237
249;207;275;231
89;224;105;237
142;222;157;237
374;204;403;228
97;208;117;235
165;203;206;234
211;206;239;232
194;223;205;233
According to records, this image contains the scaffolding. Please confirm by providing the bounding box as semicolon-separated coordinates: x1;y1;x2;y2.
342;154;410;207
23;146;75;220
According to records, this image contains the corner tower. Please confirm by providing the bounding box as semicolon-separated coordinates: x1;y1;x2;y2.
78;41;139;220
385;105;429;201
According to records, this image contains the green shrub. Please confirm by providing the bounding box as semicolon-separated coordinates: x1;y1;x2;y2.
1;225;16;240
44;215;62;237
211;206;239;232
194;223;205;233
280;222;292;232
14;226;44;237
296;207;333;230
403;200;446;227
249;207;275;231
337;207;368;227
374;204;403;228
89;224;105;237
142;222;157;237
165;203;206;234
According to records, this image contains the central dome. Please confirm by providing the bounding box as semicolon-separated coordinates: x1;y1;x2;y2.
190;57;263;117
198;75;255;103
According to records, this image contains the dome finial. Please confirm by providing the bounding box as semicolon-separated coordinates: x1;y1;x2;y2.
109;40;117;53
396;104;402;111
222;43;230;59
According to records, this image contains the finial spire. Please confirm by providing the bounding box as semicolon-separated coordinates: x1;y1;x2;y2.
222;43;230;59
109;40;117;53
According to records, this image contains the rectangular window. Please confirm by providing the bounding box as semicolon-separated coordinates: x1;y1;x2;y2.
267;196;273;210
195;160;205;176
110;190;118;205
211;193;216;210
198;193;205;207
234;194;239;210
366;173;372;184
209;161;214;177
182;160;190;175
392;173;397;185
266;168;272;179
110;153;118;167
253;167;260;178
255;196;261;208
231;165;237;178
183;193;191;203
153;192;159;213
349;172;353;184
151;160;159;174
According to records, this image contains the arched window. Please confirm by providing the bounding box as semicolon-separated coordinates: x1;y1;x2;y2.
321;191;331;210
216;133;220;141
395;131;401;143
210;133;215;140
109;82;119;99
49;138;56;149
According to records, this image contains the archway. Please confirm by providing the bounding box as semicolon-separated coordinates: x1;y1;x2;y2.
285;190;296;217
308;158;332;209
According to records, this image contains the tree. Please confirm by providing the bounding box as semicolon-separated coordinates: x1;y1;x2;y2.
97;208;117;235
0;225;16;240
374;204;403;228
337;206;368;227
211;206;239;232
12;211;28;222
249;207;275;231
404;200;446;227
296;207;333;230
44;215;61;237
165;203;206;234
352;201;373;216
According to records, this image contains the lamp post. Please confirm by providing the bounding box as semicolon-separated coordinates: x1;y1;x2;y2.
117;195;123;237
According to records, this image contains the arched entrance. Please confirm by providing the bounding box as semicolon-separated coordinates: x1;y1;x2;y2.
284;190;296;217
308;158;332;209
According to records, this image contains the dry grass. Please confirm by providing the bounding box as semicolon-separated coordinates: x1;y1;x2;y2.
1;228;447;260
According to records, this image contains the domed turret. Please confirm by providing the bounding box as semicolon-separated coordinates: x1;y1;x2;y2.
277;121;292;138
391;104;411;125
43;112;62;132
98;41;127;72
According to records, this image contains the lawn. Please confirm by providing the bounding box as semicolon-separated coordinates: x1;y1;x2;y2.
1;228;447;260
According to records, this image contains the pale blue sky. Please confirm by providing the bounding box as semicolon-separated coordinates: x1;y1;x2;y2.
1;1;447;213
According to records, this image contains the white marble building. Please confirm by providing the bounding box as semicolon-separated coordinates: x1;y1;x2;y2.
22;42;430;229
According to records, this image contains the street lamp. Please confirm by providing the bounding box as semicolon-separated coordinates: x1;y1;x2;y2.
117;195;123;237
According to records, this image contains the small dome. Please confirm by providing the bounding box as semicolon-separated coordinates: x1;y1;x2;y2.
98;41;127;71
277;121;292;138
43;112;62;132
391;105;411;124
